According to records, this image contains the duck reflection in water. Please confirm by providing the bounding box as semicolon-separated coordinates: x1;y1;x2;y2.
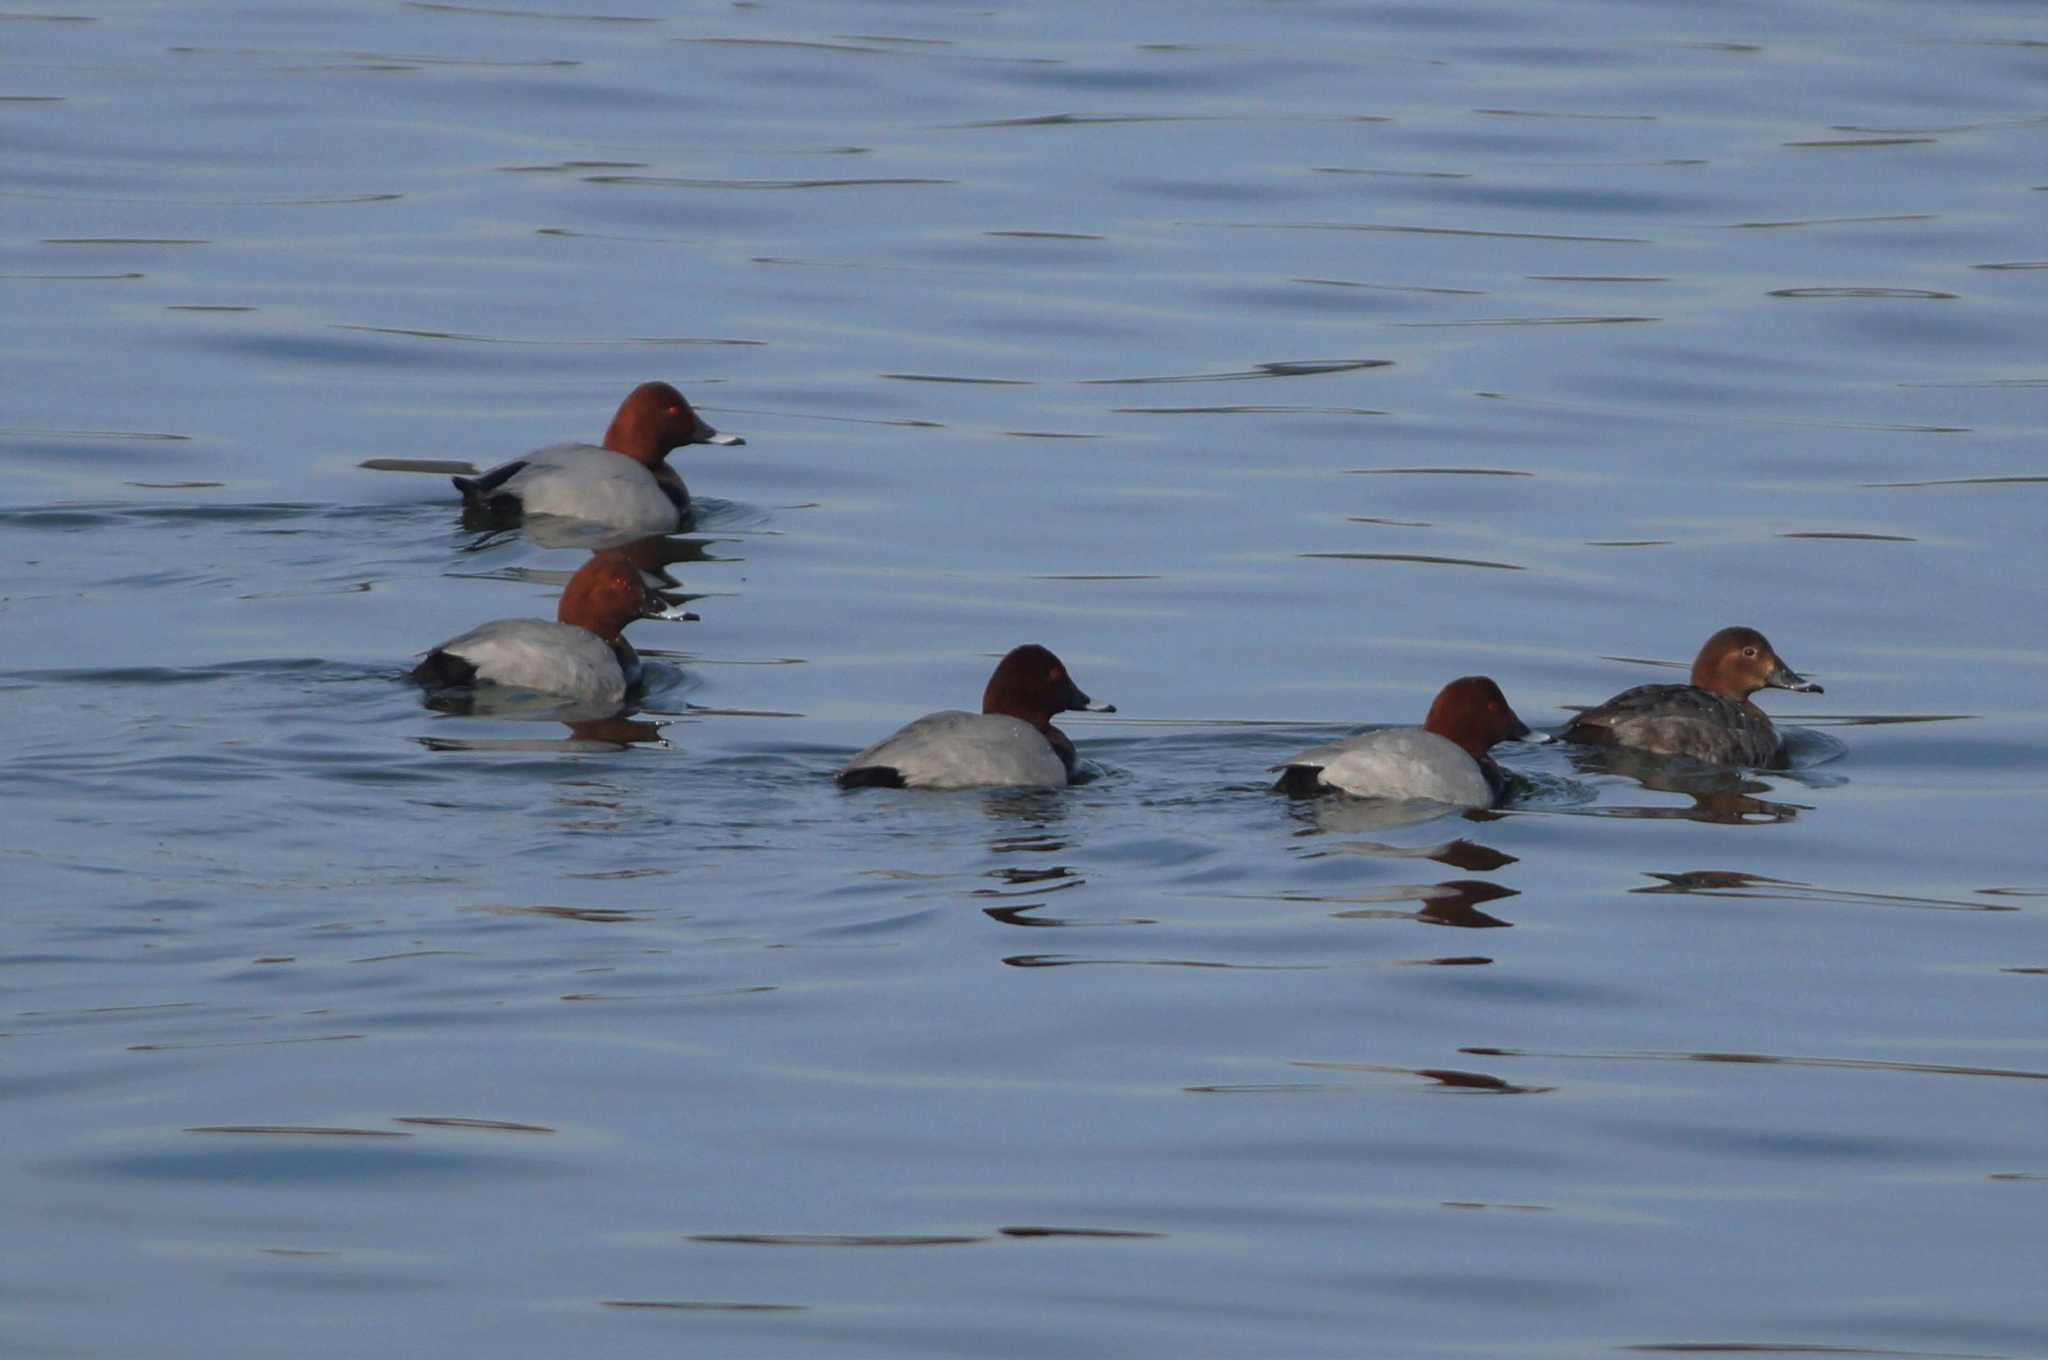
987;828;1069;857
417;716;671;754
977;786;1074;829
1291;832;1517;874
1323;878;1519;930
466;533;715;598
604;530;721;586
1567;745;1809;826
1285;791;1517;835
1631;870;2009;913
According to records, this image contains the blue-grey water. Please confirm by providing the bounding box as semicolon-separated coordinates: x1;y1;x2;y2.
3;2;2044;1356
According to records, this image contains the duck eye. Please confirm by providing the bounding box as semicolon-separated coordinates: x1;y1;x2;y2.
1743;646;1758;658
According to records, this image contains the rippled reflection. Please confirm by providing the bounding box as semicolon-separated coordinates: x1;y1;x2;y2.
1632;870;2013;913
1295;836;1518;873
1564;747;1812;825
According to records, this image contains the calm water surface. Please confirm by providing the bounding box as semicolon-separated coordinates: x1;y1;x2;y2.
3;2;2044;1357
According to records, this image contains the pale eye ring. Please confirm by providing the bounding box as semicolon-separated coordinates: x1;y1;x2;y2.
1742;647;1758;658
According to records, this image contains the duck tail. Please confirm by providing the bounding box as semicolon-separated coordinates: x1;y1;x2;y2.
409;649;479;691
835;766;908;789
1271;765;1331;798
451;462;526;524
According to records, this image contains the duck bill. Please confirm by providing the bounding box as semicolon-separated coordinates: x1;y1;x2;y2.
1060;678;1115;714
689;414;745;447
1767;662;1822;694
1503;710;1533;742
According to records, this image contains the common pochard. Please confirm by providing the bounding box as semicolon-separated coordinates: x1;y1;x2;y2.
453;381;743;534
837;645;1115;790
1272;676;1532;806
1562;625;1822;767
410;551;680;703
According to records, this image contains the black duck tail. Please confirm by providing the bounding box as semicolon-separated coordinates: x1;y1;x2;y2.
452;462;526;525
1271;765;1331;798
409;649;479;691
836;766;908;789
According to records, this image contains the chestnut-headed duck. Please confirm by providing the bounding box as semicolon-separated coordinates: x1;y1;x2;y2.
1273;676;1532;806
410;551;681;703
453;381;743;534
1562;625;1822;767
837;645;1115;790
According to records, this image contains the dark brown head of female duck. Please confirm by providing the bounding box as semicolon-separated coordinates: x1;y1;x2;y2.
1690;626;1822;701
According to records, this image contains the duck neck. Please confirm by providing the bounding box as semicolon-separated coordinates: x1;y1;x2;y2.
1424;718;1489;764
1478;754;1508;802
1040;722;1077;776
654;465;690;511
1690;657;1758;702
602;412;671;468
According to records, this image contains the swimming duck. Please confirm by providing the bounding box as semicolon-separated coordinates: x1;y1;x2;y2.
453;381;742;534
410;551;679;703
1273;675;1531;806
837;645;1114;790
1562;626;1822;767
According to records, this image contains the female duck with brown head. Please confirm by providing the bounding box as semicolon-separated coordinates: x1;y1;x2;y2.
837;645;1115;790
1562;626;1822;767
1273;676;1533;806
410;551;684;703
452;381;743;534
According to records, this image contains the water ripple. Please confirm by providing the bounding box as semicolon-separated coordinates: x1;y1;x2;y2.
1301;552;1524;571
1221;220;1652;244
404;1;657;20
585;174;954;190
331;324;763;347
1468;1047;2048;1083
1084;359;1391;385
